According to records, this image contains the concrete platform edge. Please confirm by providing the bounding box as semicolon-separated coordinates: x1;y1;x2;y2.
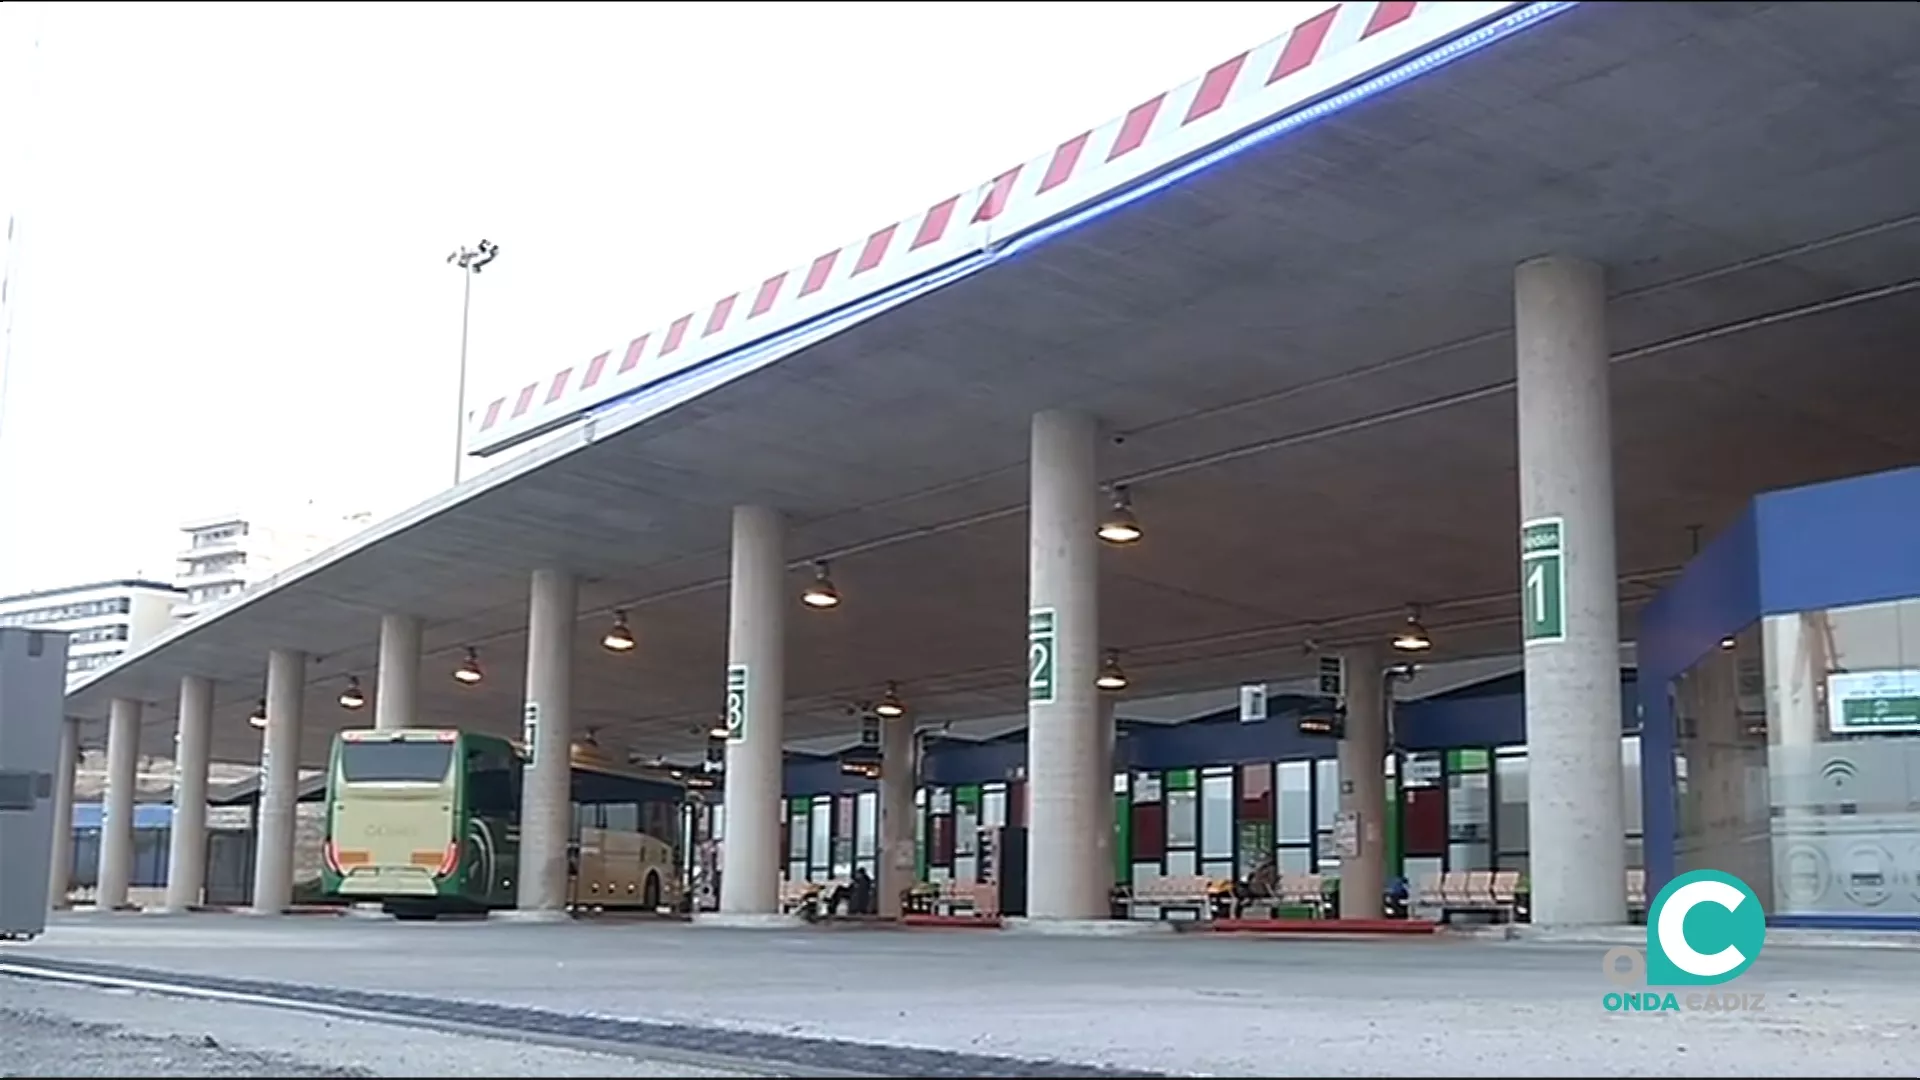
1002;917;1176;937
691;912;807;929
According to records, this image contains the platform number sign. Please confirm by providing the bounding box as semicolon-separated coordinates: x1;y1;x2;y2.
521;702;541;767
1317;654;1347;703
1028;608;1057;706
725;664;750;743
1238;684;1268;723
1521;516;1568;645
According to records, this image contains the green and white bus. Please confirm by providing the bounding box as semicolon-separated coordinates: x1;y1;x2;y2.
321;727;686;918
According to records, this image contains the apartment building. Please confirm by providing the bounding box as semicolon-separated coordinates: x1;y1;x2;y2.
174;506;372;620
0;578;185;684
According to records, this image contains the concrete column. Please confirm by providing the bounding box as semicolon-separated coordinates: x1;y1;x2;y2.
515;568;577;917
164;675;215;912
1025;409;1112;922
878;717;916;919
718;505;785;918
251;648;306;914
47;717;79;910
374;613;423;731
1515;254;1628;926
95;697;142;911
1337;646;1386;920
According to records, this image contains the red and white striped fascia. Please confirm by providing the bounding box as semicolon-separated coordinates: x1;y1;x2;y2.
470;1;1519;454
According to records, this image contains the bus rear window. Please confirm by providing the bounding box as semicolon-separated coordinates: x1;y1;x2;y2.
338;741;454;784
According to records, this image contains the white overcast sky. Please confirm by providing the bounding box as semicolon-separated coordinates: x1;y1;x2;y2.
0;0;1316;596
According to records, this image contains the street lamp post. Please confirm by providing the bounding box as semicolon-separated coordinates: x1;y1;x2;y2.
446;239;499;486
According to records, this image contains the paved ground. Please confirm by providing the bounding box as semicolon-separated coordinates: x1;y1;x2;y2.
0;976;753;1077
3;913;1917;1076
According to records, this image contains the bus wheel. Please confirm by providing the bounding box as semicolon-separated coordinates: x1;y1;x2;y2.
643;872;661;911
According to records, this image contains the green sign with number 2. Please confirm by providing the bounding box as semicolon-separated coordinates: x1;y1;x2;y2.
1028;609;1057;705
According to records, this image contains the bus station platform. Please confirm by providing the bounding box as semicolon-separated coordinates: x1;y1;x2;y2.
2;912;1914;1077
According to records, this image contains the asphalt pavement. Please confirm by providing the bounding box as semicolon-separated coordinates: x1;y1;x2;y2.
0;975;760;1078
8;912;1920;1077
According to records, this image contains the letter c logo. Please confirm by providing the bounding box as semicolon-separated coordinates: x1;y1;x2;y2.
1656;879;1747;978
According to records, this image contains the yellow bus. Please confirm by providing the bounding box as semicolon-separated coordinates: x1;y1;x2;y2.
320;728;684;919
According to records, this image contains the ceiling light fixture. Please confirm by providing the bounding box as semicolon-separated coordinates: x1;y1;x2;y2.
874;681;906;719
1097;485;1143;545
602;610;636;653
801;560;841;610
338;676;366;710
453;647;484;685
1096;650;1129;692
248;698;269;729
1392;605;1433;653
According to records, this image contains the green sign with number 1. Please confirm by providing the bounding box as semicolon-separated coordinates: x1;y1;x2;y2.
1520;516;1567;645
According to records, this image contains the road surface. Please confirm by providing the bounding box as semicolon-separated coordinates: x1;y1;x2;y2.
5;913;1918;1076
0;973;758;1078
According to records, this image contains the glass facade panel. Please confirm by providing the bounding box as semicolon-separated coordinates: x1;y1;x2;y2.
1766;601;1920;917
1494;749;1529;860
810;795;833;880
1277;761;1311;844
1446;771;1491;871
1673;622;1773;904
1166;789;1198;849
1675;600;1920;918
1200;771;1234;860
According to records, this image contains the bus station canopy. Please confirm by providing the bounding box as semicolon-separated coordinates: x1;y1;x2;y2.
63;1;1920;771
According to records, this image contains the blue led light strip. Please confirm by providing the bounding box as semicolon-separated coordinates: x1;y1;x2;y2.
582;1;1579;441
998;1;1579;259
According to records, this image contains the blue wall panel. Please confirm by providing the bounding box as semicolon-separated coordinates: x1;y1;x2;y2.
786;677;1639;796
70;803;173;830
1756;465;1920;616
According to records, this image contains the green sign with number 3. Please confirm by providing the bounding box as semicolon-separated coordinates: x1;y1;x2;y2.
725;665;749;743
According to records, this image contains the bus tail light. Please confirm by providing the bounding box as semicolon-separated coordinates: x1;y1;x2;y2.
327;842;372;872
420;844;460;877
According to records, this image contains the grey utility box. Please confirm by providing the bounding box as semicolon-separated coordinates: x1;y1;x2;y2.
0;626;68;941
